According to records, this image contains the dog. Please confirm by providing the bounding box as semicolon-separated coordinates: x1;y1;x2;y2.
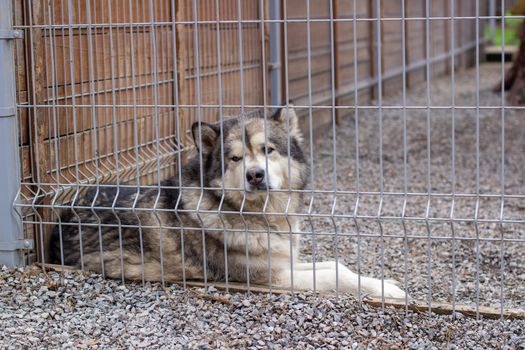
50;106;406;298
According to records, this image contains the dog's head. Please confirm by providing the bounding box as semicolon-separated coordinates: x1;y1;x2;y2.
191;106;308;205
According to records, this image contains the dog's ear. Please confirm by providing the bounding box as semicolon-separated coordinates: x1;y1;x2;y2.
272;104;301;138
191;121;219;154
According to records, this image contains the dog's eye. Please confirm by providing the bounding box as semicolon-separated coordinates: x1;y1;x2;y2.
231;156;242;162
263;146;275;154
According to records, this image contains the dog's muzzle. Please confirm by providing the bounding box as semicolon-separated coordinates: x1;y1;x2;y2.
246;167;268;191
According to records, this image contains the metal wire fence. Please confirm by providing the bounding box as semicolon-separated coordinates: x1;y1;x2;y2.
1;0;524;319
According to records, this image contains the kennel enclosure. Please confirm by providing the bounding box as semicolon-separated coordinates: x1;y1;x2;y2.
1;0;524;318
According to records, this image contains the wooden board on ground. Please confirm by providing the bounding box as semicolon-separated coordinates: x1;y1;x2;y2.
38;263;525;320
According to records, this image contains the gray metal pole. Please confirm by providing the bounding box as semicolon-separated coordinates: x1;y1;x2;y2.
269;0;282;111
489;0;496;44
0;0;26;267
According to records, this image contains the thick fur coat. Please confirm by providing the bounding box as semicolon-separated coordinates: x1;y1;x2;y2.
50;107;406;298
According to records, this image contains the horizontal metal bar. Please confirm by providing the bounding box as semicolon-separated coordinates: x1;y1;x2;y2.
0;29;23;39
0;239;33;251
17;103;525;110
15;201;525;225
15;184;525;200
13;220;525;243
0;106;16;117
11;15;525;29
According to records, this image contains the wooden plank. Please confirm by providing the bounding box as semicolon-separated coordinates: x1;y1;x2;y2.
40;76;175;139
286;21;334;110
286;0;329;19
337;59;373;87
49;0;171;26
44;110;177;172
289;72;333;105
36;140;178;188
364;297;525;320
286;21;331;58
38;263;525;320
382;26;404;79
288;51;332;85
47;29;174;87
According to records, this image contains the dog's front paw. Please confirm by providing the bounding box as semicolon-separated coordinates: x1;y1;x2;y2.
382;281;407;299
365;279;407;299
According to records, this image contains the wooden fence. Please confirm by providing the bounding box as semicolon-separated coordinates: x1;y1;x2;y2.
285;0;487;129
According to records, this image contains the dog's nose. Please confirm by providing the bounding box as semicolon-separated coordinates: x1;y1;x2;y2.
246;168;265;186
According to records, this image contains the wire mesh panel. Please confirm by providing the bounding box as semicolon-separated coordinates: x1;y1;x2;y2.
9;0;525;319
13;0;267;261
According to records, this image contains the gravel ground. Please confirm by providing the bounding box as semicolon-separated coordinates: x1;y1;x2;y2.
302;62;525;310
1;266;524;349
1;63;524;349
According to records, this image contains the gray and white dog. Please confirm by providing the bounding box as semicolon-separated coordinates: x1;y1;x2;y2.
50;106;405;298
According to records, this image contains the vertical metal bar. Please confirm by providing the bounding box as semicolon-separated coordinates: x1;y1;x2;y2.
329;0;339;298
217;0;229;293
474;0;481;320
489;0;496;43
27;0;46;266
85;0;105;280
351;0;362;307
59;1;73;183
280;0;293;293
129;0;146;286
192;0;208;288
259;0;273;294
148;0;165;286
305;0;317;296
236;0;250;293
32;0;52;266
499;0;506;320
0;0;24;267
66;0;85;273
47;0;65;272
424;0;433;315
74;0;93;181
332;0;341;124
400;0;410;314
170;0;186;289
42;3;55;185
107;0;125;284
374;0;385;306
449;0;457;315
269;0;281;110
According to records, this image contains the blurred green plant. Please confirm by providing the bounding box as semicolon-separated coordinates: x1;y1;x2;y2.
485;12;522;46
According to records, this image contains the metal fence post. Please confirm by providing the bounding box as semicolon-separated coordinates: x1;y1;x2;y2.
0;0;26;267
489;0;496;44
269;0;282;111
